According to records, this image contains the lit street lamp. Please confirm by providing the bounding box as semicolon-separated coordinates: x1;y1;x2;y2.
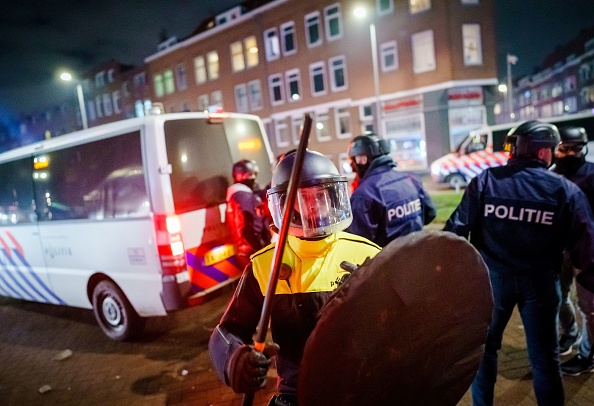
60;72;88;129
506;54;518;121
354;6;381;135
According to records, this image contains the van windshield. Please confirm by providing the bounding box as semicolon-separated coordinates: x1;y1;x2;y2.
164;117;271;214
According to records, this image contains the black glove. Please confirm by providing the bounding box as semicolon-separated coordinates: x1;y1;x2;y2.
227;343;279;394
577;270;594;293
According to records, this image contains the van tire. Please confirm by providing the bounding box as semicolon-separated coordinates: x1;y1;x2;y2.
92;280;145;341
447;174;467;189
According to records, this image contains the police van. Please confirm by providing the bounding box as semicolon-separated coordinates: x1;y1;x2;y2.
0;110;272;340
430;111;594;188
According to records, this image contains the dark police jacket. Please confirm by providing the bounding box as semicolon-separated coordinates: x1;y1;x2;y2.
208;232;380;398
555;158;594;210
347;156;436;247
444;157;594;275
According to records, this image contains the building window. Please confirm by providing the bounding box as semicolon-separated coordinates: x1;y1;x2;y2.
122;81;130;97
412;30;436;73
154;74;164;98
245;36;259;68
281;22;297;56
133;72;146;87
107;69;115;83
112;90;121;114
198;94;209;111
291;116;304;145
461;0;479;4
285;69;301;102
95;71;105;88
211;90;223;107
135;100;144;117
377;0;394;15
305;12;323;48
87;100;96;121
462;24;482;66
231;41;245;72
565;96;577;113
309;62;327;96
234;83;249;113
95;96;103;118
269;74;285;106
381;41;399;71
164;70;175;94
264;28;281;61
194;56;207;84
410;0;431;14
102;94;113;116
335;107;352;139
329;55;347;92
275;119;291;148
324;4;343;41
176;63;188;90
315;111;331;142
207;51;219;80
565;76;576;92
248;80;263;110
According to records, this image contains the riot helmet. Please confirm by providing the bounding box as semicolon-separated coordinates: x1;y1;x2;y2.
557;126;588;155
347;134;391;178
267;150;352;239
503;120;560;159
232;159;259;188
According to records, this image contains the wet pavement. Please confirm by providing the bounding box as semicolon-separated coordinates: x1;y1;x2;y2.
1;280;593;406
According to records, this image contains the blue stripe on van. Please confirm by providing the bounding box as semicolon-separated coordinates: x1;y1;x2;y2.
0;270;22;299
3;250;52;303
0;250;35;301
197;265;232;283
12;249;66;305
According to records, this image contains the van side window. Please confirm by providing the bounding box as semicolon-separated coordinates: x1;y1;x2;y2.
0;158;35;224
33;131;147;221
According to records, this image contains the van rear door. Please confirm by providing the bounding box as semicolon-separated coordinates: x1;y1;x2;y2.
163;116;272;300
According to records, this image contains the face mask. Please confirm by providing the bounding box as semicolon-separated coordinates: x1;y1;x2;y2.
555;155;585;174
240;179;256;190
354;162;370;178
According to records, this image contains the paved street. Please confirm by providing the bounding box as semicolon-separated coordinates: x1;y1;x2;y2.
1;279;593;406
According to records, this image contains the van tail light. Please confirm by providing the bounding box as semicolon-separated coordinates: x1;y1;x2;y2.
154;214;187;278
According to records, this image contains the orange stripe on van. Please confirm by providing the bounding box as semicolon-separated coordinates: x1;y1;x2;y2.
5;231;23;256
214;260;242;278
189;270;219;290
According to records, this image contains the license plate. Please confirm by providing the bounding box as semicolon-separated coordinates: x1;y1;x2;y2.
204;244;236;266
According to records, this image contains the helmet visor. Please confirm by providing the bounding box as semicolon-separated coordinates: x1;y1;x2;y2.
268;181;352;238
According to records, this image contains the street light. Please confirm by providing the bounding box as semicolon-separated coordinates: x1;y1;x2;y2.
60;72;88;129
506;54;518;121
354;6;381;135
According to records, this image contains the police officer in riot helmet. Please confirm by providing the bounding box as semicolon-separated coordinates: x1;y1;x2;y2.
554;126;594;376
346;133;436;247
226;159;271;267
209;150;381;406
445;120;594;405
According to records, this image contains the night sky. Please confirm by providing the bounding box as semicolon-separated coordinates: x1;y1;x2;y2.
0;0;593;123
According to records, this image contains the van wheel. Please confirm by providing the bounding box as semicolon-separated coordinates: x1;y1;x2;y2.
447;174;467;189
92;280;145;341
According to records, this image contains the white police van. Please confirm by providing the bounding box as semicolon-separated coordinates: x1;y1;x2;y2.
0;110;272;340
430;111;594;188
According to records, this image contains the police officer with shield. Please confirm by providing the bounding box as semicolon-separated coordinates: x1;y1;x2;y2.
444;120;594;405
346;133;436;247
209;150;381;406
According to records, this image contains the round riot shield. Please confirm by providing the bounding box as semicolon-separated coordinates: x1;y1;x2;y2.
298;231;493;406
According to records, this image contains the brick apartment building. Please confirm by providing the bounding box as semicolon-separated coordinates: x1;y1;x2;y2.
145;0;498;172
496;25;594;124
18;0;499;173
